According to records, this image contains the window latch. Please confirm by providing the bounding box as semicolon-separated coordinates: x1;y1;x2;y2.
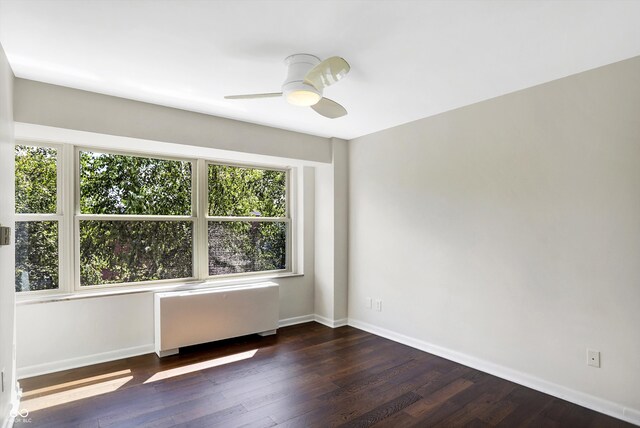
0;226;10;246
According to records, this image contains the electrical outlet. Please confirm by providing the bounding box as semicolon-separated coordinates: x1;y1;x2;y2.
365;297;372;309
587;349;600;368
375;299;382;312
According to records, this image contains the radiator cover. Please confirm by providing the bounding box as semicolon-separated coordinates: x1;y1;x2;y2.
154;282;279;357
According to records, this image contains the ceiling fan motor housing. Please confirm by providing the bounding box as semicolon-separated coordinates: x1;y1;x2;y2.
283;54;322;106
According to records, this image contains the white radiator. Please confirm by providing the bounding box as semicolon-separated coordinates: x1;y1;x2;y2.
154;282;279;357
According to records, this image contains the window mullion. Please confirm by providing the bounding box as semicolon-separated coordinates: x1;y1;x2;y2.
73;145;82;291
75;214;195;221
206;216;290;222
73;147;82;291
196;159;209;279
287;168;295;273
59;144;74;294
14;214;61;221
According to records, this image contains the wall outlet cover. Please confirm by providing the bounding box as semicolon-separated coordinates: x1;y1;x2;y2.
587;349;600;368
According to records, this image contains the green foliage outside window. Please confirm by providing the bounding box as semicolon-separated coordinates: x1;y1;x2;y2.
80;221;193;286
15;145;59;292
79;151;193;286
15;221;59;292
208;165;287;274
15;145;57;214
80;151;192;215
208;164;286;217
15;146;290;291
209;221;286;275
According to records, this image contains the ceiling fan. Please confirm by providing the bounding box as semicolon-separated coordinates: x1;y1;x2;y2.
224;54;350;119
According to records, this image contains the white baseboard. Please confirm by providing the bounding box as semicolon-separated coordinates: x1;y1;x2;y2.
278;314;315;327
347;318;640;426
314;315;348;328
17;344;155;379
624;407;640;423
279;314;347;328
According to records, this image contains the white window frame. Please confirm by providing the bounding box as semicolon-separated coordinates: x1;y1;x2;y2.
73;146;198;290
15;140;296;296
204;160;292;279
14;141;68;296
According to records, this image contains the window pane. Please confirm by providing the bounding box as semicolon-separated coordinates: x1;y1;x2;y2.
208;221;286;275
80;151;192;215
15;145;57;214
208;165;286;217
15;221;59;292
80;221;193;286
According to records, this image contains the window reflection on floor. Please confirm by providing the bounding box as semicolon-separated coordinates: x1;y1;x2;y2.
144;349;258;383
20;369;133;412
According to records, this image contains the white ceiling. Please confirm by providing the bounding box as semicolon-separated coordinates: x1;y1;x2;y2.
1;0;639;140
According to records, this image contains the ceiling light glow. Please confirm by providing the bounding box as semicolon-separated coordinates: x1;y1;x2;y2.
286;90;321;106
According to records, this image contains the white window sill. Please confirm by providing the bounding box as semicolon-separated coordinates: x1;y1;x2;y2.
16;272;304;305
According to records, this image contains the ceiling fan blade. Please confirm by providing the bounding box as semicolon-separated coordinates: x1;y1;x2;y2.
224;92;282;100
304;56;350;90
311;97;347;119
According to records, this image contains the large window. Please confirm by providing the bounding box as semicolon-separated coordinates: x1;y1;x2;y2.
15;144;61;292
207;164;288;275
78;150;194;286
14;143;292;294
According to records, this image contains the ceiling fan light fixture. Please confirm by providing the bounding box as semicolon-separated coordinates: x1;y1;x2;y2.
283;81;321;106
225;53;349;118
286;89;321;106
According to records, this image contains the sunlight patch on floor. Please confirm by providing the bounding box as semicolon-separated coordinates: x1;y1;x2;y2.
144;349;258;384
22;369;133;399
21;374;134;412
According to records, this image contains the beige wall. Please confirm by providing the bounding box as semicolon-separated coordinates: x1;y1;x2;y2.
0;42;16;426
314;138;348;324
13;79;332;163
348;56;640;420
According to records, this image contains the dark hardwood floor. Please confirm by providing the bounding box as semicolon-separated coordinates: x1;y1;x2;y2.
16;322;631;427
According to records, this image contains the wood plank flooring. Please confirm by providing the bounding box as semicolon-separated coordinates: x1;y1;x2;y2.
15;322;632;427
